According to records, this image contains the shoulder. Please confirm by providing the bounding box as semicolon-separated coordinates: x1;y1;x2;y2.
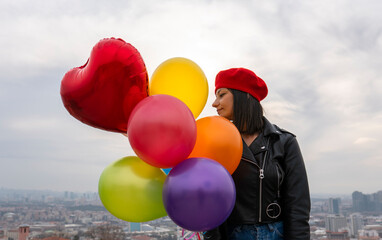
273;124;296;139
263;117;300;149
269;124;300;154
263;117;296;139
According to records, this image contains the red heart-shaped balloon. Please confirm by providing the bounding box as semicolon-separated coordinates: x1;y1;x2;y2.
60;38;148;133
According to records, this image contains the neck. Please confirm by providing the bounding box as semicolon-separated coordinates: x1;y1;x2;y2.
241;132;259;147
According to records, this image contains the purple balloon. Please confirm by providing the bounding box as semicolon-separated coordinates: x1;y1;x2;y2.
163;157;236;231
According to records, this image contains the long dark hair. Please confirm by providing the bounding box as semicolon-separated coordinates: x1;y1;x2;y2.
229;88;264;135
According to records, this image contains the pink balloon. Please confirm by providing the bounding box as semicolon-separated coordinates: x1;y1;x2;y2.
127;95;197;168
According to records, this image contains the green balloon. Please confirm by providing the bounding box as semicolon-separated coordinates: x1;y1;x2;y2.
98;156;167;222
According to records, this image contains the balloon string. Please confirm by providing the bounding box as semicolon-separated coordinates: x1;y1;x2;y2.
186;233;196;240
181;228;198;240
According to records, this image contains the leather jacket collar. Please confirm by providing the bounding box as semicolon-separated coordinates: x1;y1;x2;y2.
242;117;280;162
263;117;282;137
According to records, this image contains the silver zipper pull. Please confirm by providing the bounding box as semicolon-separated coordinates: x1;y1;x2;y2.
259;169;264;179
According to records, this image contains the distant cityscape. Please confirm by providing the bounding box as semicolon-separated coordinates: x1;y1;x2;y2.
310;190;382;240
1;188;382;240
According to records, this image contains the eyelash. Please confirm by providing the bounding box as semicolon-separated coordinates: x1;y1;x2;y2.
219;93;225;97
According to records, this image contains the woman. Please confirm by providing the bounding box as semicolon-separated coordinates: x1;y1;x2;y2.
205;68;311;240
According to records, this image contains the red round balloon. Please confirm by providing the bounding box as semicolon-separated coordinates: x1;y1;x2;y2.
60;38;148;133
127;95;197;168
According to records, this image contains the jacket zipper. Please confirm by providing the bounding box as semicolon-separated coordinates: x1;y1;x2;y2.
276;167;280;198
241;139;269;223
259;150;268;222
242;151;268;223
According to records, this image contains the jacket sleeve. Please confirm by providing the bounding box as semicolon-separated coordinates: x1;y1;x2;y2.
280;135;311;239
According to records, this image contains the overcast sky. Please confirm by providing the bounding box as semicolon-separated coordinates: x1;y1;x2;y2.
1;0;381;196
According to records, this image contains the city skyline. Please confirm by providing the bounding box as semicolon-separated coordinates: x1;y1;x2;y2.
1;187;382;240
2;187;381;201
1;0;382;194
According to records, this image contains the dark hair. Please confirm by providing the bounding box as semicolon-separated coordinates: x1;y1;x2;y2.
229;88;264;135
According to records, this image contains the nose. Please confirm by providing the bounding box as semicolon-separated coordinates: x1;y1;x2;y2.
212;97;219;108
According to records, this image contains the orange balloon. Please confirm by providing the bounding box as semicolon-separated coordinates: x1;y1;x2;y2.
188;116;243;174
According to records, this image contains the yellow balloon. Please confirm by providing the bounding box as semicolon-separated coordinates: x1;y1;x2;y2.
98;156;167;222
149;57;208;119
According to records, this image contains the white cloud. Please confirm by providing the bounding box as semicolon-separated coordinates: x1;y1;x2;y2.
354;137;378;145
7;116;61;132
0;0;382;194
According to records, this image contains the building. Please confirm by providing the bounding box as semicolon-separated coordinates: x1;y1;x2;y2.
329;198;341;214
358;229;380;240
370;191;382;212
349;213;363;237
18;225;29;240
6;229;19;240
364;225;382;238
4;225;30;240
129;222;142;232
353;191;367;212
352;190;382;213
326;230;349;239
325;215;347;232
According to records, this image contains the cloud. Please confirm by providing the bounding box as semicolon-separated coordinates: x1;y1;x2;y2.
0;0;382;194
6;116;61;132
353;137;378;145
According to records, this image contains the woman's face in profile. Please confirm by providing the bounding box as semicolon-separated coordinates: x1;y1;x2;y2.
212;88;234;120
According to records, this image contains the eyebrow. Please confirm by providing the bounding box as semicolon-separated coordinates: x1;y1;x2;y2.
216;89;227;95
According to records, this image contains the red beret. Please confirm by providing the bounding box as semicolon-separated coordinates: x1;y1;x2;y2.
215;68;268;101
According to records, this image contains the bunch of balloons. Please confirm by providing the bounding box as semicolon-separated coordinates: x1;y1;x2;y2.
60;37;243;232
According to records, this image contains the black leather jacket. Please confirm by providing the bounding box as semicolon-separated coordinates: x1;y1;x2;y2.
204;117;310;239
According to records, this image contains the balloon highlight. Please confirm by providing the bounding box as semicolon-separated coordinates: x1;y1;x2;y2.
189;116;243;174
163;158;236;231
128;94;197;168
150;57;208;119
98;156;167;222
60;38;148;133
